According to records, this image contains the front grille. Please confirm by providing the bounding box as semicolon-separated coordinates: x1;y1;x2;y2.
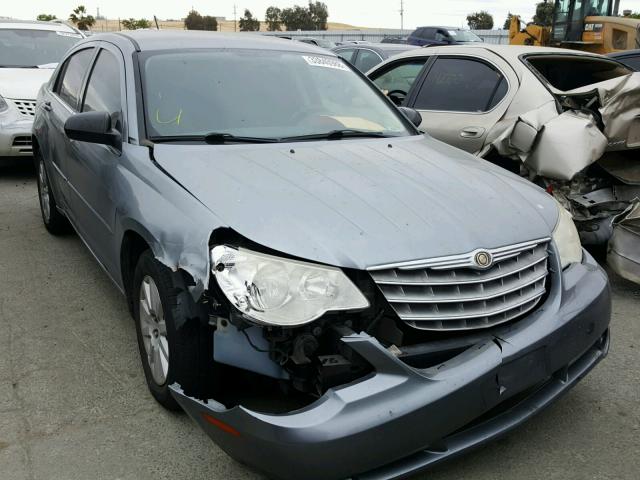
12;99;37;117
369;238;551;331
12;136;32;153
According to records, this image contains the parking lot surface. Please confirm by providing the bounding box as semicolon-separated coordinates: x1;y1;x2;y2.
1;163;639;480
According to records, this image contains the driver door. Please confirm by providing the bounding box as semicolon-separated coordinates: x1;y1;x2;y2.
64;44;126;277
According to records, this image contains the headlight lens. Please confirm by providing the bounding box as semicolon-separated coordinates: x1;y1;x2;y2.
0;95;8;113
552;201;583;269
211;246;369;326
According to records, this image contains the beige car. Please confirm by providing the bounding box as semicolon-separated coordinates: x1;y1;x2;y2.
368;44;640;284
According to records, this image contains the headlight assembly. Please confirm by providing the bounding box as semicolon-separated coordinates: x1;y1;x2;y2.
0;95;8;113
211;246;369;327
552;201;583;269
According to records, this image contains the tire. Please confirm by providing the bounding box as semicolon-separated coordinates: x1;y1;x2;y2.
133;250;216;410
36;152;69;235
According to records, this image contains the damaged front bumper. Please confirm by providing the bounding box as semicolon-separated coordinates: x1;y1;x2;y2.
170;252;611;480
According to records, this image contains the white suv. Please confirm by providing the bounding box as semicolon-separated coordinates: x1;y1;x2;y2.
0;20;82;160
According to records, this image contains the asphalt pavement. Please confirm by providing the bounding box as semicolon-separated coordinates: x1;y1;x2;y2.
1;163;639;480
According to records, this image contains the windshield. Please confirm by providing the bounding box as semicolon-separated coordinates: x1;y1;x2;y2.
449;30;482;42
142;49;412;141
0;29;82;68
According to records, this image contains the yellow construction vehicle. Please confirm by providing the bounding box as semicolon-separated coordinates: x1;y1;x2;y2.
509;0;640;54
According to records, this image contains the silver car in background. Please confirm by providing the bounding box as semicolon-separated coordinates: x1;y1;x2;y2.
0;19;82;161
33;32;610;480
368;44;640;284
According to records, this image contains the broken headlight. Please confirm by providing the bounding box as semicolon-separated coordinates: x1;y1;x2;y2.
552;202;583;269
211;246;369;327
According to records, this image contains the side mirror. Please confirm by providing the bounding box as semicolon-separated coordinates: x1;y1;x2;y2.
398;106;422;127
64;111;122;150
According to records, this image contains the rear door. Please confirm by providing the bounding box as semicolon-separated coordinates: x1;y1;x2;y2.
406;51;518;154
64;44;126;276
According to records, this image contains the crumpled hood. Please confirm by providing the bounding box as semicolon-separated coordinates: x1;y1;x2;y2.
0;68;53;100
154;135;558;269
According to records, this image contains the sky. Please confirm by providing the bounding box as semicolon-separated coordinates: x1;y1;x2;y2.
3;0;640;29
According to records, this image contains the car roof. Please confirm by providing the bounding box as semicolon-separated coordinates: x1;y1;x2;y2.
90;30;332;54
608;49;640;58
0;19;79;33
414;26;462;31
385;44;608;63
334;43;416;51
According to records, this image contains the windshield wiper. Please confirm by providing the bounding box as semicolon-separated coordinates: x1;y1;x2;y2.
204;132;280;144
149;133;280;144
280;129;393;142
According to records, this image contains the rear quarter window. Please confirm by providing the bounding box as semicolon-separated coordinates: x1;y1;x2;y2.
526;55;632;91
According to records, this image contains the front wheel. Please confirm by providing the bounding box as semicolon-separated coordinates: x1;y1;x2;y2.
133;251;216;410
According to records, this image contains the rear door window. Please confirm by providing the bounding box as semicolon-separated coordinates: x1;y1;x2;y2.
526;55;632;90
413;57;507;112
371;59;428;96
55;48;94;110
422;28;436;40
355;50;383;72
335;48;357;64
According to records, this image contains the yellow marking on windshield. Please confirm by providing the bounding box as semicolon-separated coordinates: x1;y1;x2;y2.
155;109;183;125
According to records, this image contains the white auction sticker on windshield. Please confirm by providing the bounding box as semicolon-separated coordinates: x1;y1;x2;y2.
56;31;83;38
303;55;349;71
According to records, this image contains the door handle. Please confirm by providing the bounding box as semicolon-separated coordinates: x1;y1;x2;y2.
42;101;52;112
459;127;485;139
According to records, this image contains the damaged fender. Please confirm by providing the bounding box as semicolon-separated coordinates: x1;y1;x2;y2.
488;73;640;181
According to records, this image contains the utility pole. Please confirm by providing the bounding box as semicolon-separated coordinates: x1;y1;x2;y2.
234;4;237;32
400;0;405;34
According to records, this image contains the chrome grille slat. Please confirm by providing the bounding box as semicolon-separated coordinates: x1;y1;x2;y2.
371;247;548;286
382;268;548;303
369;239;551;331
395;282;546;320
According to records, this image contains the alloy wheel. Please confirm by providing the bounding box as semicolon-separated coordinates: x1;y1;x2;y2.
139;276;169;385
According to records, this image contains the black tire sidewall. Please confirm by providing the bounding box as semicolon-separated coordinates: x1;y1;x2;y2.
36;152;68;234
132;251;182;410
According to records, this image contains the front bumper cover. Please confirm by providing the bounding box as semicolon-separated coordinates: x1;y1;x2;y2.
0;108;34;157
170;251;611;480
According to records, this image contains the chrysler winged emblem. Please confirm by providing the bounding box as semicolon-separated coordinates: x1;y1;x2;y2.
474;250;493;269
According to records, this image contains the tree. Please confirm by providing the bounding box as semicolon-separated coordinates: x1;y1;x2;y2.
503;12;514;30
37;14;57;21
202;16;218;31
281;5;314;31
533;0;554;26
185;10;203;29
308;1;329;30
239;9;260;31
184;10;218;31
466;10;494;30
69;5;96;31
265;6;282;31
121;18;151;30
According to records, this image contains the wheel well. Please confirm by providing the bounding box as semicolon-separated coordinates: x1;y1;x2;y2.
31;135;40;156
31;136;41;168
121;231;151;314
